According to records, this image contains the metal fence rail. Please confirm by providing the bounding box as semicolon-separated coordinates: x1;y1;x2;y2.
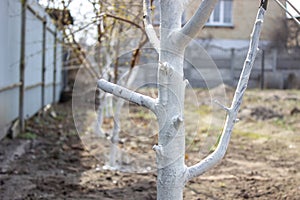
184;41;300;89
0;0;64;140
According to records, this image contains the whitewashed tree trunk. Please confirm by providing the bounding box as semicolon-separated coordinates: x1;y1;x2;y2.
109;68;138;168
97;0;269;199
104;94;113;117
95;92;106;137
154;1;186;198
108;98;122;167
95;53;113;137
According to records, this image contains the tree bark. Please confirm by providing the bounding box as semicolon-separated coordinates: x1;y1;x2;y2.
154;1;186;199
97;0;268;199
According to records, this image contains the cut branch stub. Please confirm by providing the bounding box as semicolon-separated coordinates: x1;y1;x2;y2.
213;99;230;113
172;115;183;130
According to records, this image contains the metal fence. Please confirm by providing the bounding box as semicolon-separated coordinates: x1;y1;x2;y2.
118;42;299;90
0;0;64;139
184;42;300;89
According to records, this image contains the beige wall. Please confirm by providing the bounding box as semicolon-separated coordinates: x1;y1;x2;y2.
186;0;286;41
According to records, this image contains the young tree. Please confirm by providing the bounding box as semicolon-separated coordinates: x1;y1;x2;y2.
97;0;269;199
41;0;151;168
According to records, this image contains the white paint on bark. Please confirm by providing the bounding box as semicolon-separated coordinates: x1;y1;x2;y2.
143;0;160;52
94;92;106;137
97;1;268;199
186;6;267;182
94;53;113;136
97;79;157;113
109;68;139;168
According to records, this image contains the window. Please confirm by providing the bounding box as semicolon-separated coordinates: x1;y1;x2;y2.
206;0;233;27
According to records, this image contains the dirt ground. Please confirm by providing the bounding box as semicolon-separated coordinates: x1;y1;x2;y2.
0;88;300;200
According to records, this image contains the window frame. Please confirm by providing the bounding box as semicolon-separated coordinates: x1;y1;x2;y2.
206;0;233;27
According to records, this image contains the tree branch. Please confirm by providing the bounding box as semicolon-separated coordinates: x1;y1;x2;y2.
175;0;218;47
97;79;157;113
104;13;147;35
186;4;268;182
130;35;148;69
143;0;160;52
63;29;99;79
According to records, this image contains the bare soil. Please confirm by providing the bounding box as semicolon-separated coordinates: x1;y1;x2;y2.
0;89;300;200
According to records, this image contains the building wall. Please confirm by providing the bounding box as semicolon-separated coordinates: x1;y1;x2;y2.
180;0;300;89
186;0;286;41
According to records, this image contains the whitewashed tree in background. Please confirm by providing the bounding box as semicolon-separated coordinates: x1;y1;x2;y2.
98;0;269;199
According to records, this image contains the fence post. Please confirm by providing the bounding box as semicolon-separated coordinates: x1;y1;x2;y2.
53;29;57;103
272;49;277;72
260;49;265;90
41;17;47;115
19;0;27;133
230;48;235;86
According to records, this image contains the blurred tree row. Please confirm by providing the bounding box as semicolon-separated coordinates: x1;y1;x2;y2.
39;0;148;80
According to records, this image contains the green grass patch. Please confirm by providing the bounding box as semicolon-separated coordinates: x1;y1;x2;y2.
233;129;269;140
67;130;78;136
195;105;212;116
19;132;37;140
272;118;295;131
129;108;156;120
